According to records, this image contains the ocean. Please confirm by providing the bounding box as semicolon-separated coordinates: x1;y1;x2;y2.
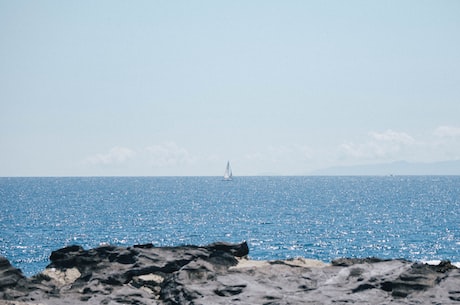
1;176;459;276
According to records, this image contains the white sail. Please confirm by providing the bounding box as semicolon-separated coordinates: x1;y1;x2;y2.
223;161;232;180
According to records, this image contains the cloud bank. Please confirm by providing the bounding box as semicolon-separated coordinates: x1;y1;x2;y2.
85;146;136;165
340;129;416;160
84;142;196;170
433;126;460;138
339;126;460;164
144;142;195;167
81;126;460;175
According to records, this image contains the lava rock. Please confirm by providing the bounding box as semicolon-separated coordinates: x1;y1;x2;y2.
1;243;459;305
0;257;26;290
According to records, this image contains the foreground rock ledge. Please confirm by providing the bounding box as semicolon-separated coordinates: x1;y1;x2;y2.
0;242;459;305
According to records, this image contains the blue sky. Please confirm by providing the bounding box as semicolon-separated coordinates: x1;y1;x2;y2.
1;1;459;176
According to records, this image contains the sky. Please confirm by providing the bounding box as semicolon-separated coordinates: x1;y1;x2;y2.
1;1;460;176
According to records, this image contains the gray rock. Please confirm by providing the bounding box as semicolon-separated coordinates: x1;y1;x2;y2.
0;257;26;290
1;242;459;305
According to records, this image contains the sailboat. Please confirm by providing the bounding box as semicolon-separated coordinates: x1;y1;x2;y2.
223;161;233;181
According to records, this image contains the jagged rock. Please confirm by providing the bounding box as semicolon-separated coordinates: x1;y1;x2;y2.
0;257;26;290
381;260;458;298
1;243;459;305
207;241;249;258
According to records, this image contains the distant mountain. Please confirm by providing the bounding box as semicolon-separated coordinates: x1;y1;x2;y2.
311;160;460;176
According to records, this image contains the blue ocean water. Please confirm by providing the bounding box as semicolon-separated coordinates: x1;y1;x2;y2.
1;176;459;276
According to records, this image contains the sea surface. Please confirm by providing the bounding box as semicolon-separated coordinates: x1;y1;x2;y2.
1;176;459;276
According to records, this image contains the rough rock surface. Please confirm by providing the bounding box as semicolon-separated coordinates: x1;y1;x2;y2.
1;242;459;304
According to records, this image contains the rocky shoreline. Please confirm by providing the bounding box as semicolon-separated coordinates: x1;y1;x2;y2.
1;242;459;304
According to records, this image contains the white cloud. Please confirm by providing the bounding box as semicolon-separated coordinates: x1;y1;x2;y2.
340;129;417;161
144;142;194;167
85;146;136;165
84;142;194;168
433;126;460;138
369;129;415;144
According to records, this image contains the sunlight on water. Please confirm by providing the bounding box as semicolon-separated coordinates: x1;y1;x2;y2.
1;176;459;276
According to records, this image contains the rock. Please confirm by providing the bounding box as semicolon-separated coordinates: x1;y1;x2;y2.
381;260;458;298
0;257;26;291
0;257;38;302
331;257;394;266
1;243;459;304
41;267;81;287
207;241;249;258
